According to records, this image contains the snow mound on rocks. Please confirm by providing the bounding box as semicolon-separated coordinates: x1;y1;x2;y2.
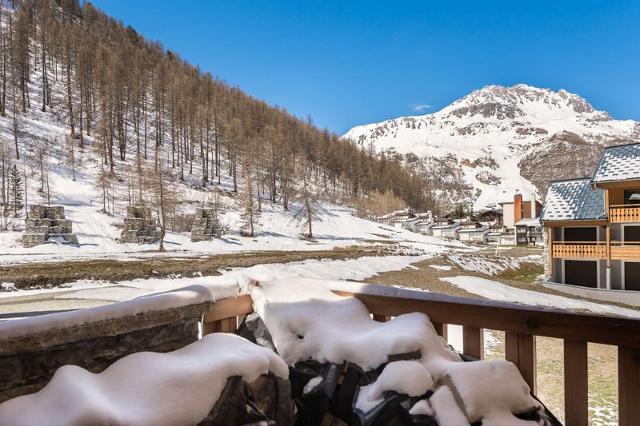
248;277;541;424
0;333;288;426
248;276;459;370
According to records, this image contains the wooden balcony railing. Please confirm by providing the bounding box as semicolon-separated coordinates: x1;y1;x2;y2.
551;241;607;260
610;242;640;260
610;204;640;223
204;286;640;425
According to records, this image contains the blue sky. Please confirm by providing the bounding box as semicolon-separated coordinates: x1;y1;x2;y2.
90;0;640;134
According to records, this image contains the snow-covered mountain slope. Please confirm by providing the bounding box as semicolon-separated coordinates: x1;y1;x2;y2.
0;35;466;262
344;84;640;209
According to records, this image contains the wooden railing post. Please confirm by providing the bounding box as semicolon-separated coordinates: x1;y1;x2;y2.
548;227;554;276
203;320;222;335
505;332;536;393
564;340;588;425
463;326;484;359
618;346;640;426
433;322;448;342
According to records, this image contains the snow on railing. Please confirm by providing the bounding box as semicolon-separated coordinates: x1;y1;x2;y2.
204;283;640;425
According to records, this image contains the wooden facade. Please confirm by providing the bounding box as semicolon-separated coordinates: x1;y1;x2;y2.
204;288;640;425
545;181;640;289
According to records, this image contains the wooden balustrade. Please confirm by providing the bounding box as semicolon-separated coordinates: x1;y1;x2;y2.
611;244;640;260
204;286;640;425
610;205;640;223
551;242;607;260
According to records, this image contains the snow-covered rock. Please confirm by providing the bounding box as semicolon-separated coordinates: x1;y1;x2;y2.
248;277;543;424
0;333;288;426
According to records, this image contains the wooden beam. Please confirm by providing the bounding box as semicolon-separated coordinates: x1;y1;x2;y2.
547;227;554;277
335;291;640;349
463;326;484;359
564;340;588;425
542;220;608;227
619;346;640;426
606;225;611;269
594;180;640;190
204;295;253;322
505;332;536;392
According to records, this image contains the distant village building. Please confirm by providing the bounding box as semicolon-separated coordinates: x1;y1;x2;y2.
22;205;78;248
541;142;640;290
499;194;542;232
515;217;543;246
477;207;503;226
430;220;461;239
457;221;489;243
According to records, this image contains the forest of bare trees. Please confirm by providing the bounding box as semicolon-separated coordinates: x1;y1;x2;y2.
0;0;433;230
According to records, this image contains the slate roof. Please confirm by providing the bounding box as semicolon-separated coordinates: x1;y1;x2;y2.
458;225;489;233
540;178;606;222
431;223;461;230
515;218;541;227
592;143;640;183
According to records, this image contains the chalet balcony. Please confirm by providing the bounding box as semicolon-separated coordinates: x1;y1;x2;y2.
207;287;640;425
551;241;640;260
611;242;640;260
609;204;640;223
551;241;607;260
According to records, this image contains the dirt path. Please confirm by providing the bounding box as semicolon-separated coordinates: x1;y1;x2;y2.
1;246;390;289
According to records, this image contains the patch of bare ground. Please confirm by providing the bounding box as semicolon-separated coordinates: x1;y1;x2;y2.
363;258;480;298
371;255;640;312
0;246;391;289
483;333;617;425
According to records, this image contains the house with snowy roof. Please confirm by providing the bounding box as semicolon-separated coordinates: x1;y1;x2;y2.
541;142;640;290
430;221;461;239
458;222;490;243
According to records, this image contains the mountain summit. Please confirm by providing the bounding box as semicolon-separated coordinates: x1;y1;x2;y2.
344;84;640;210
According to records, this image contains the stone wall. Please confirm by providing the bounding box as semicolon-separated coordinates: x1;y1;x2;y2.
191;208;222;242
0;301;210;403
22;205;78;248
120;206;161;244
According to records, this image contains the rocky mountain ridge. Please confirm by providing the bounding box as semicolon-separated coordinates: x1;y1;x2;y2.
344;84;640;210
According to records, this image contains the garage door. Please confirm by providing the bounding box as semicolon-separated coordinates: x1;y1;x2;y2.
564;260;598;288
625;262;640;291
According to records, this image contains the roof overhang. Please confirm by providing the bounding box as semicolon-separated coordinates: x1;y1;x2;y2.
592;179;640;190
541;219;608;227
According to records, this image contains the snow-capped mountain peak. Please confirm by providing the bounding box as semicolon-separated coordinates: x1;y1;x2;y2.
344;84;639;210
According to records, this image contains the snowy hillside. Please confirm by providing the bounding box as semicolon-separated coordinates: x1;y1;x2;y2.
344;84;640;209
0;74;464;263
0;58;462;262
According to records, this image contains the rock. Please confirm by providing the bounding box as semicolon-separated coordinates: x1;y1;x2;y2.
22;206;78;248
191;208;222;242
120;206;160;244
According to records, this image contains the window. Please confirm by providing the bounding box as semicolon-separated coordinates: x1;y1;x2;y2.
623;226;640;243
564;227;597;242
624;190;640;205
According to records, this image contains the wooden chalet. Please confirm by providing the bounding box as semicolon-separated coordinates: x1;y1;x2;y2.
542;142;640;290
